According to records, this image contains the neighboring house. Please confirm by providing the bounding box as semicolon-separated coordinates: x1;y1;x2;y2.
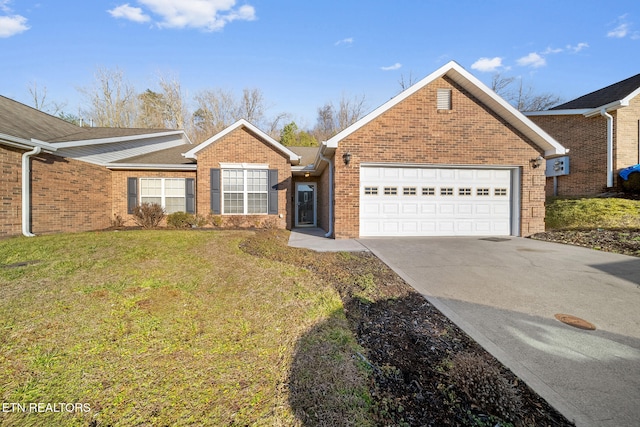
2;61;567;239
0;95;191;236
525;73;640;196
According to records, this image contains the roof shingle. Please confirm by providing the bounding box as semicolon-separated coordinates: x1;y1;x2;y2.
551;73;640;110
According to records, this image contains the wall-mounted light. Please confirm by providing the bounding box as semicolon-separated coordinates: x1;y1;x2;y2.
342;152;352;166
530;156;544;169
304;172;310;178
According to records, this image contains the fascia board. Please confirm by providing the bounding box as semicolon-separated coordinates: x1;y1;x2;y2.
105;163;197;171
52;130;186;148
523;109;590;116
584;101;625;117
0;133;57;152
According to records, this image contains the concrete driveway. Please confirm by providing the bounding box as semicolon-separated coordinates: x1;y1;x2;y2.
359;236;640;427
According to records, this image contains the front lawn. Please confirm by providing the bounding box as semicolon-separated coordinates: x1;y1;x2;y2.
0;230;371;426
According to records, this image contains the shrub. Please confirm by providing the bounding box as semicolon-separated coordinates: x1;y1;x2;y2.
208;213;223;227
447;352;522;422
167;212;193;229
545;197;640;229
622;172;640;194
132;203;165;228
111;213;125;228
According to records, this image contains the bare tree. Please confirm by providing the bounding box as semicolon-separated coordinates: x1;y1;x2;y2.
136;89;166;128
491;73;562;111
78;67;138;127
158;73;188;130
313;93;368;141
238;88;265;124
398;71;418;91
28;81;66;115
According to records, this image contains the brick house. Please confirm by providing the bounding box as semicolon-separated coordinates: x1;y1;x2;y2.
0;95;192;237
525;73;640;196
1;61;566;239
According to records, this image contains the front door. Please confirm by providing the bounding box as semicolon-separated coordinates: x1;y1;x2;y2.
295;183;316;227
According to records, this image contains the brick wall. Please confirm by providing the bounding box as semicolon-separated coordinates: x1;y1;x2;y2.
194;126;292;229
0;145;23;236
29;153;112;235
111;170;198;226
529;114;608;196
616;96;640;170
332;76;546;238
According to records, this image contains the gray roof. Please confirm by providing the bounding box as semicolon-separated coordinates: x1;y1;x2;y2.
288;146;319;166
113;144;195;165
551;73;640;110
0;95;173;143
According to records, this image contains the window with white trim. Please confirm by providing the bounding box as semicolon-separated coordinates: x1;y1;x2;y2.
403;187;417;196
140;178;186;214
422;187;435;196
440;187;454;196
223;169;269;214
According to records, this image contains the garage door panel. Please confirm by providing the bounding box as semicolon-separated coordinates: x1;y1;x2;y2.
360;166;514;237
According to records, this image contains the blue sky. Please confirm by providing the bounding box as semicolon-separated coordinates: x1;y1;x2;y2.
1;0;639;129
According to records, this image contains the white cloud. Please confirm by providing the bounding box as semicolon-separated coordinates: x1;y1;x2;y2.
334;37;353;46
380;63;402;71
608;22;629;38
108;4;150;23
607;14;639;39
108;0;256;31
471;57;504;72
0;14;29;37
517;52;546;68
542;46;563;55
567;42;589;53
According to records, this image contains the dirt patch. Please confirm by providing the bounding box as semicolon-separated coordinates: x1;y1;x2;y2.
531;229;640;257
241;231;574;426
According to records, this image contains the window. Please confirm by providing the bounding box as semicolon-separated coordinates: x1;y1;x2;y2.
223;169;269;214
364;187;378;195
140;178;187;214
384;187;398;195
440;187;454;196
495;188;508;196
459;188;472;196
437;89;452;110
422;187;435;196
477;188;490;196
403;187;417;196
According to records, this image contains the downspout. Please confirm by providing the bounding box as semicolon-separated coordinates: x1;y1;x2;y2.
318;149;334;238
22;146;41;237
600;109;614;188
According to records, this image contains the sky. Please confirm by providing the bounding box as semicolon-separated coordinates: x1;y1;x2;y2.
1;0;639;130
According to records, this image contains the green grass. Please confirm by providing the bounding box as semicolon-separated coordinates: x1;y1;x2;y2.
545;197;640;230
0;230;373;426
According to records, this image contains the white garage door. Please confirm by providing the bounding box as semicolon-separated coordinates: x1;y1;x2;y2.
360;166;514;237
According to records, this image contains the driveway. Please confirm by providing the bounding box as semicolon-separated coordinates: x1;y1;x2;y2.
359;237;640;427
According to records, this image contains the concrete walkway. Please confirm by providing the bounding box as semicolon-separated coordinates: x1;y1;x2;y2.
289;233;640;427
288;228;368;252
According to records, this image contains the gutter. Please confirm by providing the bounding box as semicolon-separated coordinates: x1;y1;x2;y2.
22;146;41;237
318;144;333;238
600;109;614;188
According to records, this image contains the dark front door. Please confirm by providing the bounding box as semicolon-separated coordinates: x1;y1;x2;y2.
296;183;316;227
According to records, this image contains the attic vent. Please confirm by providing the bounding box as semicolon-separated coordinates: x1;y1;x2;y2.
437;89;452;110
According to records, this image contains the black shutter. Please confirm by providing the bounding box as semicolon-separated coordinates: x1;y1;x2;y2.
127;177;138;214
268;169;278;215
210;169;221;214
185;178;195;214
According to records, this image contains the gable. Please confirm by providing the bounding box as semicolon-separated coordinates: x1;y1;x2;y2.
184;119;299;164
326;61;566;157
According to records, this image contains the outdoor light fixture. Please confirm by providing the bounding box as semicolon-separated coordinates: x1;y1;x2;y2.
342;152;352;165
530;156;544;169
304;172;310;178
